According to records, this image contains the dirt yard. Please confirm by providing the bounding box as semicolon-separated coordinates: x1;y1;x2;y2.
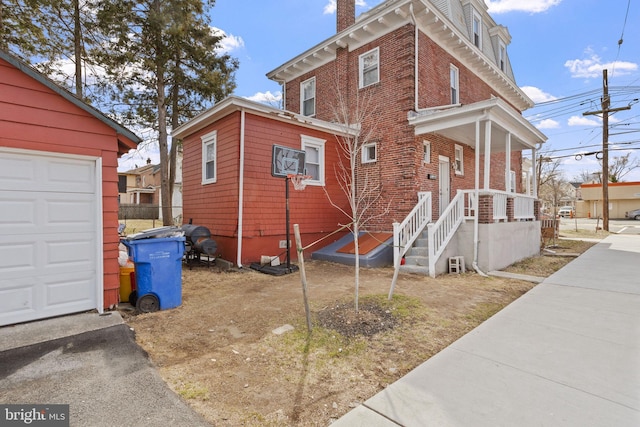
119;236;596;426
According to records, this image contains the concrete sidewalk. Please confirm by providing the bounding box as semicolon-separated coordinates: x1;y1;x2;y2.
334;234;640;426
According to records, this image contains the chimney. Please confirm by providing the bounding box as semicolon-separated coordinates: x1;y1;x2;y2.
337;0;355;32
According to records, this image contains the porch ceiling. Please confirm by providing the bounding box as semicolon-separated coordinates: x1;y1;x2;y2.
408;98;547;152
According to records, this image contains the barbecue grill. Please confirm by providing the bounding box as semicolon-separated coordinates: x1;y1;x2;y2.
182;224;217;267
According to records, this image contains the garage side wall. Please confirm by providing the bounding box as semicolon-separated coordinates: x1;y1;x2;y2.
0;58;125;311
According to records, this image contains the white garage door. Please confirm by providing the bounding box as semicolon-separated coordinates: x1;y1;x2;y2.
0;149;102;326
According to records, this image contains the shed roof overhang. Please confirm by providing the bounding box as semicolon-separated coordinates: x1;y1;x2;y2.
408;98;547;152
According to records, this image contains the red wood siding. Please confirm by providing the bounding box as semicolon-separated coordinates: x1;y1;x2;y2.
283;24;525;229
0;58;128;309
181;110;350;265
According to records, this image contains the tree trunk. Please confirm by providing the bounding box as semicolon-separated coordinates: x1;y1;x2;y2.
73;0;82;98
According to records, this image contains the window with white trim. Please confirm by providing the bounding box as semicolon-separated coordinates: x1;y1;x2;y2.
472;10;482;49
510;170;516;193
359;47;379;88
301;135;325;185
423;141;431;164
362;142;377;163
301;77;316;117
454;144;464;175
201;130;217;184
499;41;506;71
450;65;459;105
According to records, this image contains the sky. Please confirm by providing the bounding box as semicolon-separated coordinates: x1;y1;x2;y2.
120;0;640;183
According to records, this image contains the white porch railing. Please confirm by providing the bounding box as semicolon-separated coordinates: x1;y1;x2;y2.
514;194;536;220
392;192;432;268
427;190;465;278
493;192;508;221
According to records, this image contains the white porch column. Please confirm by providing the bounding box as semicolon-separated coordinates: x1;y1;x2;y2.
532;147;538;198
505;132;511;192
483;120;492;190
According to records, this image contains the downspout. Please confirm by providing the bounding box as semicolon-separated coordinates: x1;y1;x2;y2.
473;119;487;277
236;109;246;268
409;4;419;111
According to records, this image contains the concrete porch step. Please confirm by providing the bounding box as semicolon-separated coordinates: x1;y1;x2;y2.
399;264;430;275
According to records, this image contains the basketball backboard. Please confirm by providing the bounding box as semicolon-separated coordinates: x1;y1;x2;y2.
271;145;306;178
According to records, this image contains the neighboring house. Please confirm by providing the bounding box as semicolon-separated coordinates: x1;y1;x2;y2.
0;50;140;326
172;97;354;266
177;0;547;275
118;149;184;222
578;182;640;219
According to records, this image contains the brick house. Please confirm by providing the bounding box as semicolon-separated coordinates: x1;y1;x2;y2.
266;0;547;275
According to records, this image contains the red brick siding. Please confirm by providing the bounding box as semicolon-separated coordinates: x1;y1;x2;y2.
283;24;526;229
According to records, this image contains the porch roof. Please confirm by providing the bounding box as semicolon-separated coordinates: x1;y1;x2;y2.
408;97;547;151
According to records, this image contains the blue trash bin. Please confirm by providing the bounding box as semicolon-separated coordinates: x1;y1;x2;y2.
123;235;185;312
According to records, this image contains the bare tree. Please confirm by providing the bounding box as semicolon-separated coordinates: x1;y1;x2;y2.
323;85;390;313
605;153;640;182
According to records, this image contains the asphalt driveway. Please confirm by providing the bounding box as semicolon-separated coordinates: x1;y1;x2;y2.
0;314;210;427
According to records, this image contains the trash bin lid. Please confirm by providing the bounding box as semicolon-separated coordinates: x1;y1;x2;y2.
124;226;185;240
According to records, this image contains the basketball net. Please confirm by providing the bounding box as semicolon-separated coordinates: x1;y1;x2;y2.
288;174;312;190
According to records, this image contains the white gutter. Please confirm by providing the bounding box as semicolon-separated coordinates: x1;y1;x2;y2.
236;109;246;268
409;3;418;112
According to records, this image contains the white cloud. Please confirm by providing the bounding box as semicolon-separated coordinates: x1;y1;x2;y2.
567;115;599;127
537;119;560;129
564;50;638;79
486;0;562;14
211;27;245;54
245;91;282;106
324;0;369;14
521;86;557;103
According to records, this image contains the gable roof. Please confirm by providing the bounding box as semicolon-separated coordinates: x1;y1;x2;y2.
267;0;532;111
172;96;359;140
0;49;141;150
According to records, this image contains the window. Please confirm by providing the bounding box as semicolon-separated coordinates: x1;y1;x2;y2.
472;10;482;48
510;170;516;193
301;135;325;185
499;41;506;71
301;77;316;117
450;65;459;105
359;48;379;88
454;144;464;175
201;130;217;184
423;141;431;164
362;142;377;163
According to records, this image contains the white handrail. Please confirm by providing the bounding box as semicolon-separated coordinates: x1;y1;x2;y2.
393;192;432;267
427;191;465;278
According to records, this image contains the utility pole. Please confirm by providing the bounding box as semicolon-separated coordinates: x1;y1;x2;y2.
583;69;631;231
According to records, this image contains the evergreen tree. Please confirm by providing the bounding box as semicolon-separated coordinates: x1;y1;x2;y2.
96;0;238;224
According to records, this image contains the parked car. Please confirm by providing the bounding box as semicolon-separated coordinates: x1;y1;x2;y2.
625;208;640;220
558;206;575;218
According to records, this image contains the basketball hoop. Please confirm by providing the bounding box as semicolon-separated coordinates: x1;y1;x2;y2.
288;174;312;191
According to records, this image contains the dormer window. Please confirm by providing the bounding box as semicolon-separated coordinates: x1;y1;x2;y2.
359;48;379;88
301;77;316;117
472;10;482;49
499;41;506;72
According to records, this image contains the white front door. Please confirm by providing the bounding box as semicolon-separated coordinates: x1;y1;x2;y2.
0;149;101;326
438;156;450;216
